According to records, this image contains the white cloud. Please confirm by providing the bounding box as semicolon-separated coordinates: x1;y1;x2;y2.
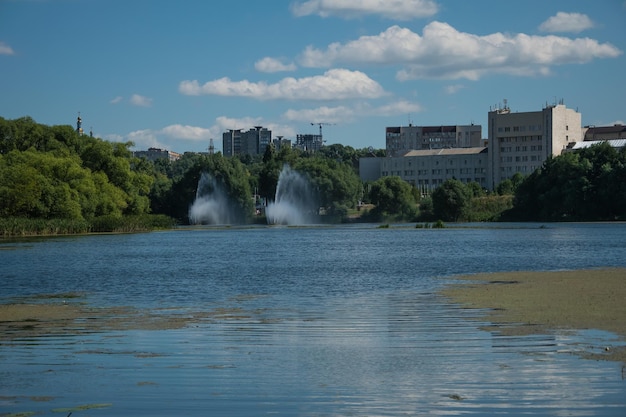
539;12;594;33
444;84;465;94
255;57;297;73
283;99;422;123
0;41;14;55
374;99;422;116
110;96;123;104
130;94;153;107
291;0;438;20
298;22;622;80
283;106;354;123
179;69;387;100
126;129;166;150
215;116;296;139
161;124;212;141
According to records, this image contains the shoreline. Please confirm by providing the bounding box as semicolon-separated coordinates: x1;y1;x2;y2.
2;268;626;363
441;267;626;362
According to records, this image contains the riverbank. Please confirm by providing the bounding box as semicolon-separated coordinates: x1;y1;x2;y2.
441;268;626;362
0;214;176;237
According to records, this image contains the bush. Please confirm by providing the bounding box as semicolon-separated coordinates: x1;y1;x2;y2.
0;217;90;237
90;214;176;233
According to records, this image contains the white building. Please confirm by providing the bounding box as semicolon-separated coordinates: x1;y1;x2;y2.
487;102;582;189
380;147;488;195
134;147;181;162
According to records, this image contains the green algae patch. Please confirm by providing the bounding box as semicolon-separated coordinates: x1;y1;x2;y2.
52;403;112;413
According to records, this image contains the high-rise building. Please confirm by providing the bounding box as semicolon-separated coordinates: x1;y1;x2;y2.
487;102;581;189
223;127;272;157
295;134;323;153
222;129;242;157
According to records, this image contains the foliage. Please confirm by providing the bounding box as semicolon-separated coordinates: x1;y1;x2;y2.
431;179;472;222
496;172;525;195
367;176;418;222
0;217;90;237
0;117;154;223
293;156;362;220
511;142;626;221
465;195;514;222
163;153;253;224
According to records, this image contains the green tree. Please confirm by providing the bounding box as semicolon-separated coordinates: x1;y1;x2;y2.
368;176;417;221
431;179;471;221
293;157;362;219
166;154;253;223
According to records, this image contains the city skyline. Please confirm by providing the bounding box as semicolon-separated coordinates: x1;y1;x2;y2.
1;0;624;154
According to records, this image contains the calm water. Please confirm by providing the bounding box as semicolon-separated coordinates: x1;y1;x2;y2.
1;223;626;416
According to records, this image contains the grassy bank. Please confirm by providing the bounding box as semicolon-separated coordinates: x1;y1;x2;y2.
0;214;177;237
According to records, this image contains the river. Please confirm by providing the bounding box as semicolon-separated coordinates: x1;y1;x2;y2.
1;223;625;416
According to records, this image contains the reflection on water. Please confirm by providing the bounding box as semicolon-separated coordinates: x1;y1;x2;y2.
1;224;626;416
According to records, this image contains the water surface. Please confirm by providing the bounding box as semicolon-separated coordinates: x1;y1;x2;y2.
1;223;625;416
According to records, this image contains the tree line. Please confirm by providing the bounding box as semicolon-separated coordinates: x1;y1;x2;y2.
1;116;625;235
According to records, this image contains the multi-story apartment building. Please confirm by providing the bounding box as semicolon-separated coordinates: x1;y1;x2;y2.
386;124;482;157
360;102;585;191
222;129;242;157
380;147;488;195
487;103;581;189
223;126;272;157
295;134;323;153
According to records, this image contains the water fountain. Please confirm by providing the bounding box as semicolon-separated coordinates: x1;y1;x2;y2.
266;165;319;225
188;172;238;225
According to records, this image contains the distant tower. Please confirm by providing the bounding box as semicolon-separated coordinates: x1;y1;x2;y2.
76;112;84;135
208;138;215;155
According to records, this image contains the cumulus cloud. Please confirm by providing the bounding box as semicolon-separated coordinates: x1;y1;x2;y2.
255;57;297;73
283;99;422;123
179;69;387;100
124;124;216;151
127;129;165;149
539;12;594;33
298;21;622;80
0;41;14;55
161;124;212;141
110;96;123;104
130;94;153;107
283;106;354;123
374;99;422;115
291;0;438;20
215;116;297;139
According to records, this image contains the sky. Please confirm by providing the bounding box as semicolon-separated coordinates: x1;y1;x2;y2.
1;0;625;154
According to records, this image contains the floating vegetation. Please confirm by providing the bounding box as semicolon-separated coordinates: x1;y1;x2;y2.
51;403;112;413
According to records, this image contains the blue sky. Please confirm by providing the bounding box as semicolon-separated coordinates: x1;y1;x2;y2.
1;0;624;154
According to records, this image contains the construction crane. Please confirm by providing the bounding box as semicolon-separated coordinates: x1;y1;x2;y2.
311;122;333;138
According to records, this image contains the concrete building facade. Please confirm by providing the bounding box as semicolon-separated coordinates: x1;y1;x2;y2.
582;124;626;141
295;134;323;153
386;124;482;157
134;147;181;162
223;126;272;157
487;103;582;189
380;148;488;195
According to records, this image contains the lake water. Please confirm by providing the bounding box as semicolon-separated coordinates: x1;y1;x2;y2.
1;223;626;416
